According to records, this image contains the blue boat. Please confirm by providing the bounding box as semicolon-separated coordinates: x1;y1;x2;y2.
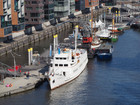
96;44;113;60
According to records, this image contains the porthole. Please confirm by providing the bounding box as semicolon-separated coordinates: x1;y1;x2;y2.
53;80;55;83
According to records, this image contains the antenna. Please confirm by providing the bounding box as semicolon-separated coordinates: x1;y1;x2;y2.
75;25;78;54
91;0;93;39
53;34;58;72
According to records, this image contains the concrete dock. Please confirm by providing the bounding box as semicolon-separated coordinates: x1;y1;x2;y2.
0;69;45;98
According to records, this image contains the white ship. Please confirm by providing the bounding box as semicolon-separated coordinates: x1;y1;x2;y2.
89;19;105;28
96;29;111;39
46;26;88;89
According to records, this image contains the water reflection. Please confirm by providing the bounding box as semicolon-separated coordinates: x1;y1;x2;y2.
0;29;73;67
0;29;140;105
46;67;88;105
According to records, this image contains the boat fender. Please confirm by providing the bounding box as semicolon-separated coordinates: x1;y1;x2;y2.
49;78;51;81
6;84;9;87
51;73;54;76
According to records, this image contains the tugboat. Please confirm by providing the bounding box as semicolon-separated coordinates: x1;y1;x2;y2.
96;28;111;41
46;26;88;89
96;44;113;60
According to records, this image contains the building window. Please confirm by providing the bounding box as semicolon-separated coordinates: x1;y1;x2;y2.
4;27;12;35
32;1;37;4
26;7;33;10
30;13;40;17
34;19;38;21
25;19;28;21
12;24;25;32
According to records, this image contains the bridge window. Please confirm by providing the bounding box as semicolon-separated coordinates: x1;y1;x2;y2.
59;64;63;67
64;64;68;67
55;64;58;66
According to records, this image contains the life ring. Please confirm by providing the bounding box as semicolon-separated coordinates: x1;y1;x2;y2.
63;48;69;51
76;53;80;56
6;84;9;87
9;84;13;87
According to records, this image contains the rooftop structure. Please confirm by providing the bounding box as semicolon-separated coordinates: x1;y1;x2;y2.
99;0;116;6
54;0;75;18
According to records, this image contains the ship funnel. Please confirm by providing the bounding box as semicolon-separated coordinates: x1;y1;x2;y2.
58;47;60;54
73;31;75;37
78;33;80;39
49;45;52;57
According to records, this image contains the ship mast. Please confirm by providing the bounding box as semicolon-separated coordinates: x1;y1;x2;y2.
75;25;78;54
91;0;93;39
53;34;58;72
112;14;114;33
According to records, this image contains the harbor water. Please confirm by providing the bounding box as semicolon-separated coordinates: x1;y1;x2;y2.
0;29;140;105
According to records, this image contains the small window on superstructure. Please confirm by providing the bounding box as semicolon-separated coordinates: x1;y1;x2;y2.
59;64;63;67
55;64;58;66
60;58;63;60
56;57;59;60
50;64;53;67
63;58;66;60
64;64;68;67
